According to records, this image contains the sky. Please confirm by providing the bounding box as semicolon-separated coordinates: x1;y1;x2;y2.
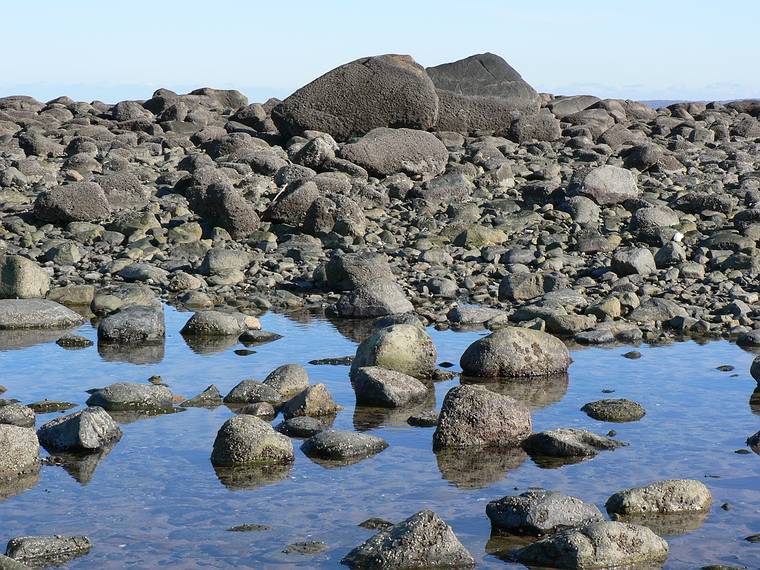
1;1;758;104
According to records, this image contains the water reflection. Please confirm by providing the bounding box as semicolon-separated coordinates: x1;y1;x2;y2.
749;387;760;416
98;341;165;364
181;334;239;355
353;393;436;431
610;510;710;536
327;316;376;344
44;442;119;485
435;446;528;489
212;462;292;490
0;470;40;501
460;374;569;410
0;329;71;351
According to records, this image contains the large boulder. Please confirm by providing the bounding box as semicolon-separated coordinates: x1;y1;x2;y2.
85;382;173;412
210;415;294;466
0;425;40;484
272;54;439;140
0;256;49;299
460;327;571;378
301;430;388;463
486;490;604;535
262;180;320;226
350;324;437;380
569;165;640;205
605;479;712;516
280;384;341;419
427;52;540;133
514;521;669;569
0;300;84;330
180;310;254;336
95;171;150;210
37;407;122;452
522;428;625;459
338;128;448;179
188;182;260;239
97;304;165;344
33;182;111;223
334;279;414;318
263;364;309;399
325;252;394;291
341;509;475;569
433;385;531;450
352;367;429;408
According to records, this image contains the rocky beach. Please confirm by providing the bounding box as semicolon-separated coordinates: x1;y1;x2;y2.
1;51;760;568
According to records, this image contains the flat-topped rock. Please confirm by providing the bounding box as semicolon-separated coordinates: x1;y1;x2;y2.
0;300;84;330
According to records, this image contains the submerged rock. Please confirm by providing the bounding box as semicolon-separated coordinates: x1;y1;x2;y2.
581;399;646;422
180;385;223;408
5;535;92;567
352;367;429;408
514;521;668;569
341;509;475;568
486;490;604;535
276;416;326;438
460;327;571;378
97;304;165;344
223;380;283;406
85;383;173;412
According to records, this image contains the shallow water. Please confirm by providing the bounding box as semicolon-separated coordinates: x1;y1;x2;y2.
1;305;760;569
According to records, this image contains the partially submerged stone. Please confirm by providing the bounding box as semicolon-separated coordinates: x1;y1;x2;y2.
522;428;626;462
581;399;646;422
281;384;342;419
211;415;294;466
5;535;92;567
350;324;437;380
301;430;388;464
0;300;84;330
85;382;173;412
352;367;429;408
37;407;122;452
605;479;712;516
487;490;604;535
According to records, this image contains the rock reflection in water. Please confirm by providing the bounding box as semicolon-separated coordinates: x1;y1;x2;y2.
45;442;119;485
327;316;376;344
181;334;239;355
353;393;436;431
749;387;760;416
485;532;536;563
610;510;710;536
435;446;527;489
106;407;184;425
212;462;292;490
526;454;589;470
0;329;71;351
98;341;165;364
460;373;569;410
0;469;40;501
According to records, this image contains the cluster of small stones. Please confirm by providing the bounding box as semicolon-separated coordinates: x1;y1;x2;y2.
0;52;757;346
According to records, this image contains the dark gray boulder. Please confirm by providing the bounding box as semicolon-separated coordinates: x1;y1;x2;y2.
341;509;475;568
85;382;173;412
33;182;111;223
301;430;388;462
325;252;394;291
335;279;414;318
522;428;626;459
97;304;165;344
486;490;604;535
272;54;439;140
352;367;429;408
223;380;283;406
5;536;92;567
37;407;122;452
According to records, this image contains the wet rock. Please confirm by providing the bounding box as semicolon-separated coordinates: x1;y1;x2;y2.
281;384;341;419
433;384;531;450
435;445;527;489
226;523;270;532
406;410;439;427
37;407;122;452
350;324;437;380
0;256;49;299
180;310;251;336
0;403;35;428
359;518;394;531
0;425;40;486
606;479;712;516
97;304;165;344
0;300;84;330
342;509;475;569
522;428;626;462
239;330;282;346
339;128;447;178
581;399;646;422
0;553;28;569
210;415;294;466
276;416;325;438
514;521;668;569
282;541;326;555
486;490;604;535
223;380;283;406
180;385;223;408
5;536;92;567
352;367;429;408
85;382;173;412
27;400;76;413
56;334;93;349
263;364;309;399
301;430;388;464
272;54;438;140
460;327;571;378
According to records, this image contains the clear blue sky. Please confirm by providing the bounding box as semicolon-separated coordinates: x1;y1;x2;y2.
2;1;758;104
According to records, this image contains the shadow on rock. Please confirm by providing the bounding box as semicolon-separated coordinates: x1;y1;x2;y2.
460;373;569;410
212;462;292;490
181;334;239;355
610;510;710;536
435;446;527;489
97;340;165;364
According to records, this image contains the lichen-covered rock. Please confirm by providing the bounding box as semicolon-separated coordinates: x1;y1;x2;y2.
0;425;40;484
351;324;437;380
487;490;604;535
0;300;84;330
459;327;571;378
37;407;122;452
433;384;531;450
263;364;309;399
5;535;92;567
281;384;341;419
0;403;35;428
342;509;475;569
581;399;646;422
33;182;111;223
514;521;669;569
210;415;294;466
605;479;712;516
